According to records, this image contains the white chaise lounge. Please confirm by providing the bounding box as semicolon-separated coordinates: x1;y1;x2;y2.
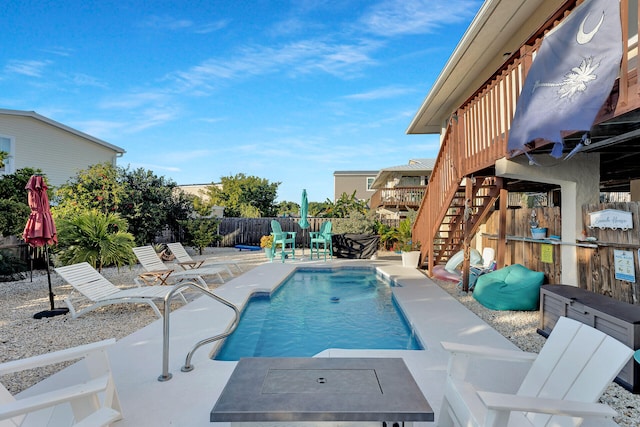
165;242;242;276
132;245;225;288
55;262;187;319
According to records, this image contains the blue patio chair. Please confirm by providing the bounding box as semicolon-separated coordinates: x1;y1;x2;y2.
270;220;296;262
310;221;333;261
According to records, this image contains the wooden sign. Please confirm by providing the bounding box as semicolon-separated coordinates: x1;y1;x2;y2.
588;209;633;230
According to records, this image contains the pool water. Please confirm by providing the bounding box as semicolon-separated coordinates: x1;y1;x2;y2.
214;267;423;360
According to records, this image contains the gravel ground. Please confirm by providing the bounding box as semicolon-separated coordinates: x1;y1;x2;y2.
1;249;638;426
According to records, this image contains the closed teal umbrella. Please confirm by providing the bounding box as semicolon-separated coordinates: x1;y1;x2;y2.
299;189;310;255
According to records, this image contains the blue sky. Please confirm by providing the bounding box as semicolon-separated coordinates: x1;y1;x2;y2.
1;0;481;203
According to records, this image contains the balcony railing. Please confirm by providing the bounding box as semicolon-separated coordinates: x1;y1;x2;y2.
415;0;640;271
370;187;426;210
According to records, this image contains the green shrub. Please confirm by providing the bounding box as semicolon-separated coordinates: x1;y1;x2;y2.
55;210;137;271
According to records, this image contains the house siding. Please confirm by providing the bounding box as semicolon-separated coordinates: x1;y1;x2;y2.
0;114;121;187
333;171;378;202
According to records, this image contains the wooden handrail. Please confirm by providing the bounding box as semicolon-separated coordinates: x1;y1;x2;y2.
414;0;640;271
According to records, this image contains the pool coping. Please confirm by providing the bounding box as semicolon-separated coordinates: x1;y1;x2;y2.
17;258;526;426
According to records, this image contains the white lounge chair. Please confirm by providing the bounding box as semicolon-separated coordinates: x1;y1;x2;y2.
55;262;187;319
131;246;225;288
438;316;633;427
165;243;242;276
0;338;121;426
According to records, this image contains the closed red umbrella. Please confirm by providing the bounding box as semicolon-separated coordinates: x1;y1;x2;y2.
22;174;68;318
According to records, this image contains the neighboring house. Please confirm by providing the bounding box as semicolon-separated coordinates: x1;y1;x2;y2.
333;170;378;202
0;109;124;187
369;158;435;219
176;183;224;218
406;0;640;293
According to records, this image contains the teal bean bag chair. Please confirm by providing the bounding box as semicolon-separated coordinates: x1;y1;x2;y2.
472;264;544;311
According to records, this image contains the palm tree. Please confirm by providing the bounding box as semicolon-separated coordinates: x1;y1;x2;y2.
55;210;137;271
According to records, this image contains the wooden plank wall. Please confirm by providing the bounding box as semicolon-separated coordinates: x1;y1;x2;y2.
477;203;640;305
480;206;562;284
578;203;640;305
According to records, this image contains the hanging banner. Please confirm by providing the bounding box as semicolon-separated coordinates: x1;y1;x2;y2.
614;250;635;282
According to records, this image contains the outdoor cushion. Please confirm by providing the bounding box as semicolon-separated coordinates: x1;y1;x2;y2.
473;264;544;311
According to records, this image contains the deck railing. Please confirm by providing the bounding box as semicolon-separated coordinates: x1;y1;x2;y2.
369;187;426;211
415;0;640;269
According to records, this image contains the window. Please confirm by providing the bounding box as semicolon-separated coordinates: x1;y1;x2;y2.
366;177;375;191
0;135;14;175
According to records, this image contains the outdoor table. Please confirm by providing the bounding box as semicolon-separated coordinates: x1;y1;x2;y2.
211;357;434;426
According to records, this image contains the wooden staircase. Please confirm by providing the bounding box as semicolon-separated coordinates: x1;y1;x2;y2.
430;176;501;266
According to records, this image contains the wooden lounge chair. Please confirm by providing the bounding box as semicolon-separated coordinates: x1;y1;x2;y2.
55;262;187;319
165;242;242;276
132;246;225;288
0;338;121;426
438;316;633;427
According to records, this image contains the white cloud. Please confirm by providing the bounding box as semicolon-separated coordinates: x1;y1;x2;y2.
127;162;182;173
141;15;228;34
141;15;193;30
99;91;169;109
4;59;51;77
360;0;480;36
343;86;414;100
171;38;379;92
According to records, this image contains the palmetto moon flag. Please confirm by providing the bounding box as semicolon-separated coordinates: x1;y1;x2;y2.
507;0;622;158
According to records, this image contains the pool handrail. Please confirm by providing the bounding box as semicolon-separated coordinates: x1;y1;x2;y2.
158;281;240;382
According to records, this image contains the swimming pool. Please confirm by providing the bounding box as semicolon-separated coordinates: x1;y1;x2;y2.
214;267;423;360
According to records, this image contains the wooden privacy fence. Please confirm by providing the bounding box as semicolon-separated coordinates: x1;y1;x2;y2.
217;217;399;248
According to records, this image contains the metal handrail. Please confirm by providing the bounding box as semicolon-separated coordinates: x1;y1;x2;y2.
158;281;240;382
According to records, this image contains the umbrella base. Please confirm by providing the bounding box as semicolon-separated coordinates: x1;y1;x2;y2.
33;308;69;319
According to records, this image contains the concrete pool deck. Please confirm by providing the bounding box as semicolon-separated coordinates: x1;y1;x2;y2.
17;258;530;426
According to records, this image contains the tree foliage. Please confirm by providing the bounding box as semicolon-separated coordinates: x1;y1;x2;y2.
309;201;332;217
322;191;368;218
54;163;125;214
276;201;299;217
55;210;137;271
119;167;194;245
180;218;221;255
54;163;195;245
0;168;42;237
204;173;280;218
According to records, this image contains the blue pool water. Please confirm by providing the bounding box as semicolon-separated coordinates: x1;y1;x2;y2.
214;267;422;360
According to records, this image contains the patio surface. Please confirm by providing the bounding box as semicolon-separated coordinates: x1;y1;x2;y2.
15;257;550;426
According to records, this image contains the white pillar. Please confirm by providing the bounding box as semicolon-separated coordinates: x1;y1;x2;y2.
495;153;600;285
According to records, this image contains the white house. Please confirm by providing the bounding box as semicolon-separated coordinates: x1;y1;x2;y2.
0;109;125;187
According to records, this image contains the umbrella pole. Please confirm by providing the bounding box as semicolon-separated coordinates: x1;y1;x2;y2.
33;246;69;319
46;246;54;310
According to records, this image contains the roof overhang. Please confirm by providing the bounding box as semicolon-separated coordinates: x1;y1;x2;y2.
406;0;567;135
0;108;126;154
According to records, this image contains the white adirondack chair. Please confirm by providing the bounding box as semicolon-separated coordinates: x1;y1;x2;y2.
55;262;187;319
438;316;633;427
132;245;225;288
0;339;121;426
165;243;242;276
